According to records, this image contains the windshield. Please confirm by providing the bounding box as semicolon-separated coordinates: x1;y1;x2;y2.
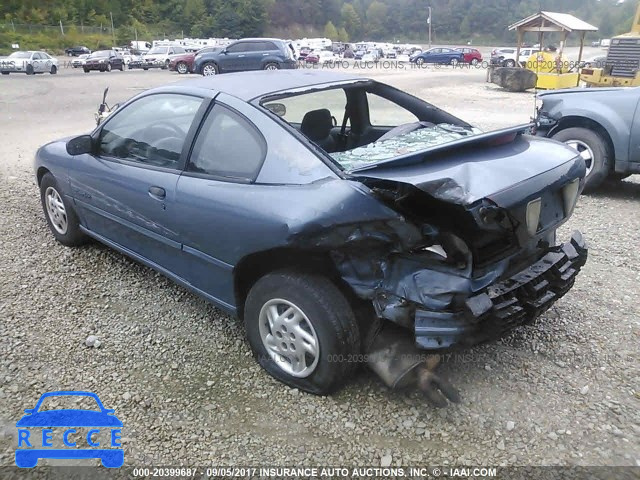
9;52;31;59
90;51;111;58
147;47;168;55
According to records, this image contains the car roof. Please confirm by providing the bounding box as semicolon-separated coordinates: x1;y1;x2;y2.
177;70;367;102
236;38;285;42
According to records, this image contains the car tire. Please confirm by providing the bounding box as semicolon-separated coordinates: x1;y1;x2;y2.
26;64;34;75
202;62;218;76
416;57;425;65
552;127;612;193
84;68;90;73
163;60;170;70
40;173;88;247
471;58;479;66
50;65;57;75
119;64;124;71
450;58;459;66
1;72;8;75
504;59;516;67
264;62;279;70
106;63;112;72
176;62;188;74
244;269;360;395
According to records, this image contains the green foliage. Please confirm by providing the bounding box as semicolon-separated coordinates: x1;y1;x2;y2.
0;0;637;50
324;20;338;39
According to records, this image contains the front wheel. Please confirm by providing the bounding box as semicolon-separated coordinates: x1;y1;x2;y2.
552;127;612;192
1;72;8;75
245;270;360;395
176;61;188;74
106;63;112;72
50;65;57;74
504;59;516;67
26;64;34;75
415;57;425;66
84;68;90;73
40;173;88;247
202;62;218;76
471;58;479;66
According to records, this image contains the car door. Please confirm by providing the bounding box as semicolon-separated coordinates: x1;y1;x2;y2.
30;52;43;72
217;42;248;72
428;48;442;63
173;96;268;308
69;93;207;275
252;41;277;69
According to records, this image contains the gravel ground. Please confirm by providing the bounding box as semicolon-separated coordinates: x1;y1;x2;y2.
0;62;638;469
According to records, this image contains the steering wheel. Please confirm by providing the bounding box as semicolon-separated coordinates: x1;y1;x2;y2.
146;121;184;139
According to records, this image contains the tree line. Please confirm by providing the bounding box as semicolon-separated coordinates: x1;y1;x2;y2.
1;0;637;44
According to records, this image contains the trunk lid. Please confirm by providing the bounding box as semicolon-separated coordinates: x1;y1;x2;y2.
348;126;583;207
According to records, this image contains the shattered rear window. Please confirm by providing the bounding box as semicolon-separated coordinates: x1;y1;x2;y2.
331;123;482;171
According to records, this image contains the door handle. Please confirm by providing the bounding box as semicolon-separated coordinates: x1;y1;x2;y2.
238;54;245;57
148;186;166;200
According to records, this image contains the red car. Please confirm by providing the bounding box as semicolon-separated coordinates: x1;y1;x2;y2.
304;52;320;64
455;47;483;65
169;46;220;74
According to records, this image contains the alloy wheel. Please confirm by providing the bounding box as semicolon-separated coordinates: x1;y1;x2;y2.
565;140;595;177
258;298;320;378
45;187;68;234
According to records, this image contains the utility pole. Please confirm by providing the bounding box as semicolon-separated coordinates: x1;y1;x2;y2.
427;6;432;48
110;11;116;47
59;19;64;36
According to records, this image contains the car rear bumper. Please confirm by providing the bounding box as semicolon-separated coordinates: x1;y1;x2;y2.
414;231;588;349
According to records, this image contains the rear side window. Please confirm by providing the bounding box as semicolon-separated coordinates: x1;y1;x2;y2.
188;105;265;181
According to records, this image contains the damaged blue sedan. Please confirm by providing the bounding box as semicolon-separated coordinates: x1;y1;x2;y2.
35;70;587;397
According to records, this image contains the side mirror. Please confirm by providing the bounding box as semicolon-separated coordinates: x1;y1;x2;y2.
66;135;94;156
264;103;286;117
221;49;228;55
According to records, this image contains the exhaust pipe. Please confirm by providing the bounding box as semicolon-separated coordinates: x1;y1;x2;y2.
365;326;461;407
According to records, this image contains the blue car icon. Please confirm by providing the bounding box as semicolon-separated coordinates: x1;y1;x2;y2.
15;391;123;468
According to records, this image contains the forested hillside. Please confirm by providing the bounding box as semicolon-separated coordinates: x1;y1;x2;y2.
1;0;637;43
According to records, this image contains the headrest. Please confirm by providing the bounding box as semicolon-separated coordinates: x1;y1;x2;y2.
301;109;333;141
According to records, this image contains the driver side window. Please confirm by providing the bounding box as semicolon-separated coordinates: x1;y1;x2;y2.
98;94;203;168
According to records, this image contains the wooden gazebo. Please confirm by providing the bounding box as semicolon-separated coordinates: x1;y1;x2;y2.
509;11;598;88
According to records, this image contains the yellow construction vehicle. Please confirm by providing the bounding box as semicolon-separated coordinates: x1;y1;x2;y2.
581;2;640;87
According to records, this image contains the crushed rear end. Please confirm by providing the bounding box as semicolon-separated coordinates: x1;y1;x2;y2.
335;126;588;349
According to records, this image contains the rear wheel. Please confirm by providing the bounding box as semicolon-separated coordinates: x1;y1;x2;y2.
450;58;459;66
264;62;279;71
504;59;516;67
471;58;479;66
84;68;90;73
106;63;112;72
39;173;88;247
245;270;360;395
1;72;8;75
552;127;612;192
